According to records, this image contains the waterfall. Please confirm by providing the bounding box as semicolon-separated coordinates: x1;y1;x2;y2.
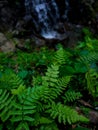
25;0;70;39
64;0;70;21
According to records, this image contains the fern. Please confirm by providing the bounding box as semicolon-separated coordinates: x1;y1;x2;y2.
41;65;71;102
54;47;71;65
32;65;88;125
47;102;89;124
13;64;89;129
32;114;57;130
10;85;55;129
15;122;29;130
0;70;33;129
42;64;59;87
63;90;82;103
79;52;98;64
0;89;14;122
37;123;59;130
10;86;36;129
0;44;91;130
85;68;98;98
0;69;24;89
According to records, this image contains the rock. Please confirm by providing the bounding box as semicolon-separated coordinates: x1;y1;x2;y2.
62;23;83;48
69;0;96;24
0;2;14;31
54;22;66;34
0;33;15;53
89;110;98;124
0;0;25;31
33;36;46;47
0;33;7;46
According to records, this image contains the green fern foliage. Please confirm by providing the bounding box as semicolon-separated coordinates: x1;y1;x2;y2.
42;66;72;104
54;46;71;65
42;64;59;87
85;68;98;98
1;36;96;129
79;52;98;64
47;102;89;124
0;69;24;89
0;89;14;122
63;90;82;103
0;61;89;130
16;122;29;130
36;122;59;130
11;87;36;129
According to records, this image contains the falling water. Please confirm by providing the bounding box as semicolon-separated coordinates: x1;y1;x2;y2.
64;0;70;21
25;0;70;39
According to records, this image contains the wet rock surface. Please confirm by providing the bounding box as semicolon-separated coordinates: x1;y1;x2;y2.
89;110;98;124
0;1;15;31
0;33;15;53
0;0;25;31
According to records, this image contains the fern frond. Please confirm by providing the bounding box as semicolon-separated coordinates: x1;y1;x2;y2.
47;102;89;124
37;122;59;130
49;76;71;99
10;88;36;123
79;52;98;64
0;70;24;89
38;117;53;124
33;115;54;126
42;64;59;87
0;89;14;122
63;90;82;103
16;122;29;130
41;65;71;102
30;65;72;112
54;47;70;65
10;95;35;129
11;84;26;95
85;68;98;97
57;76;71;88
